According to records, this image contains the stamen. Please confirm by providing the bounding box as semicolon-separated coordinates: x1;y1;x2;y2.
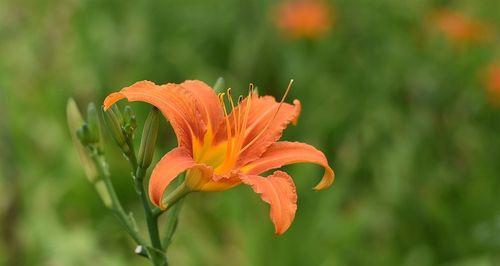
219;93;233;155
280;79;294;103
227;88;236;111
231;89;253;160
227;88;240;141
240;84;254;136
236;95;243;136
240;79;294;153
239;89;252;146
236;95;245;143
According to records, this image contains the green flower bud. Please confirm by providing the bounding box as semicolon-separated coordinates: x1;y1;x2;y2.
110;105;124;125
138;108;160;168
94;180;113;208
213;77;225;93
102;106;127;148
124;105;137;129
86;103;100;144
123;105;137;136
67;99;113;208
76;126;85;143
253;86;259;95
66;98;98;182
76;123;94;145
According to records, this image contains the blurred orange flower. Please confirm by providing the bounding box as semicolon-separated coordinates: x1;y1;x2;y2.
483;63;500;106
104;80;334;235
275;0;333;39
430;9;490;45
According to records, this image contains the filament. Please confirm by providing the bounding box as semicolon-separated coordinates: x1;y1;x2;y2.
240;79;294;153
219;93;233;155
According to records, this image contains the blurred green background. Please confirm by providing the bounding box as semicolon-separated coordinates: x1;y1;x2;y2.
1;0;500;265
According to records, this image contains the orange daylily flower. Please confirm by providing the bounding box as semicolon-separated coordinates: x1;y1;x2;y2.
275;0;333;39
430;9;491;45
104;80;334;235
483;63;500;107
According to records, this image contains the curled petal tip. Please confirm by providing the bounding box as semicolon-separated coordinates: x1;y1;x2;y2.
243;141;334;191
292;99;301;125
313;168;335;190
103;92;125;110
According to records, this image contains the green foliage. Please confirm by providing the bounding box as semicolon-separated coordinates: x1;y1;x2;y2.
0;0;499;265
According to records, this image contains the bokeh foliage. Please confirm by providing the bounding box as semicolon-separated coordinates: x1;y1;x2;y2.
1;0;499;265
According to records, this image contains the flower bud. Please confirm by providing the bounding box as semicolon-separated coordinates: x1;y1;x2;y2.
138;108;160;168
253;86;259;95
77;123;95;145
102;105;127;148
94;180;113;208
86;103;100;144
110;105;124;124
66;98;98;182
67;99;113;208
123;105;137;136
213;77;225;93
124;106;137;128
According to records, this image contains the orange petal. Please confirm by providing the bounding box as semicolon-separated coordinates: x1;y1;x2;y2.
180;80;224;132
243;141;334;190
240;171;297;235
240;98;301;166
216;94;301;166
103;80;218;149
149;147;210;207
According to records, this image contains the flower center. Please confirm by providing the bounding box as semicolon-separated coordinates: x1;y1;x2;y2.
192;81;294;176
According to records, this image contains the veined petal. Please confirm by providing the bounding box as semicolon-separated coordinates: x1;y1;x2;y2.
241;97;301;166
215;93;301;166
242;141;334;190
240;171;297;235
149;147;211;207
180;80;224;132
103;80;206;149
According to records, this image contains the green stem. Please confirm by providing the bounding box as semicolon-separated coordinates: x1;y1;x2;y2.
135;167;163;250
124;138;138;170
89;151;146;247
162;198;184;252
125;146;165;266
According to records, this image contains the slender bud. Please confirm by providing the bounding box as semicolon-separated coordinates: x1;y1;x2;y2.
66;98;98;182
138;108;160;168
86;103;100;144
253;86;259;95
76;123;93;145
67;99;113;208
213;77;225;93
124;106;137;129
94;180;113;208
102;106;127;148
123;105;137;135
110;105;124;125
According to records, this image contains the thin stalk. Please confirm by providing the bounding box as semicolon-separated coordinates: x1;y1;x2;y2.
123;144;166;265
134;166;163;250
161;198;184;252
124;137;138;170
89;150;146;247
